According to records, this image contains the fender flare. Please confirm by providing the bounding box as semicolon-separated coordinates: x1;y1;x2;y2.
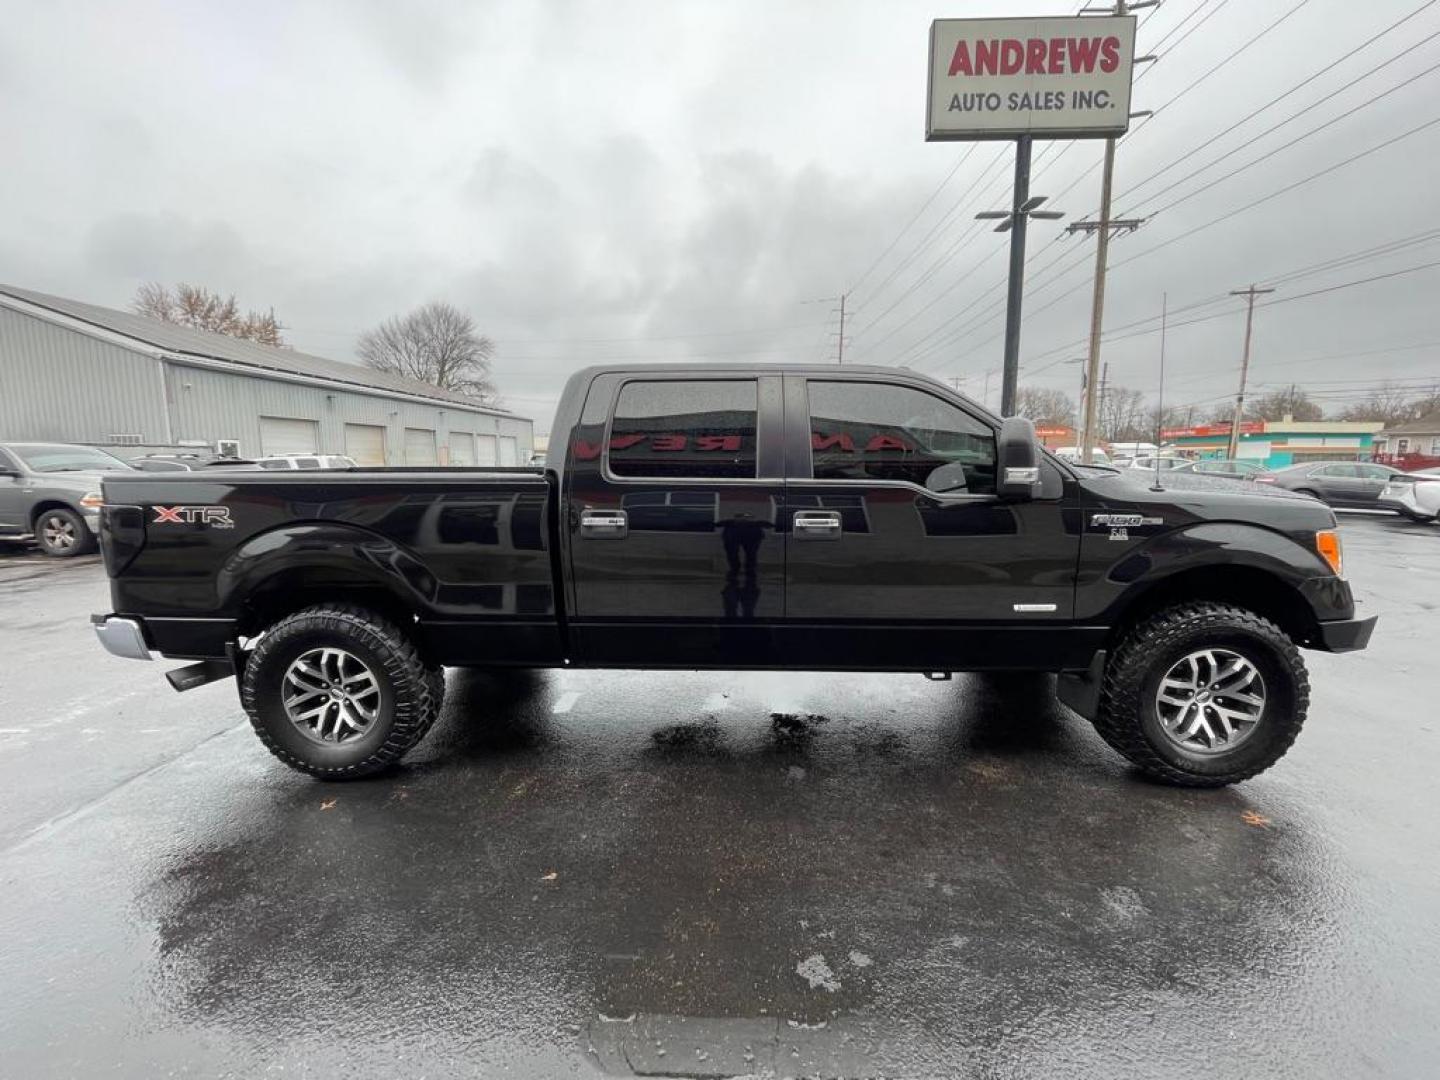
215;522;439;618
1098;521;1339;627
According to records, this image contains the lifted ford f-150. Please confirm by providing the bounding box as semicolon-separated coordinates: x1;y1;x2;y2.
92;364;1375;786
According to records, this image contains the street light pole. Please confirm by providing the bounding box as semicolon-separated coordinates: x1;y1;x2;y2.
1000;135;1032;418
976;142;1065;417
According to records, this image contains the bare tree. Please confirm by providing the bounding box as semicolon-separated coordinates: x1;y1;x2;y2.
1015;387;1075;426
357;301;497;403
1098;385;1150;442
1248;384;1323;422
133;282;285;346
1339;382;1437;425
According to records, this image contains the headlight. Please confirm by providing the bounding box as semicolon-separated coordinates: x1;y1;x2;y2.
79;491;103;509
1314;529;1343;577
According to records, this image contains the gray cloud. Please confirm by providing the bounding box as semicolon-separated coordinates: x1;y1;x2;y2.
1;0;1437;428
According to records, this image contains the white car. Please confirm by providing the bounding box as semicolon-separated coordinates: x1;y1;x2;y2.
1127;455;1189;472
254;454;358;471
1052;446;1112;465
1379;468;1440;522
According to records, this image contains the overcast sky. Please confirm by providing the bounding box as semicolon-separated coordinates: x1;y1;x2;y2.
3;0;1439;431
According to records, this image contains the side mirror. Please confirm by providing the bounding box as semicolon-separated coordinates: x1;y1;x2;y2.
0;467;20;479
997;416;1040;501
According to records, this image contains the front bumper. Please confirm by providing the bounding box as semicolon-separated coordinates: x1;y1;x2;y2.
91;614;153;661
1317;614;1377;653
1380;491;1433;520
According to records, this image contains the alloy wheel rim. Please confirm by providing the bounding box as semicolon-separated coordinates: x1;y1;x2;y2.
42;516;76;549
1154;647;1266;755
282;647;382;745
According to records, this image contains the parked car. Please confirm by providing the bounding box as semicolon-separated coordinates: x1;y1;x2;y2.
254;455;358;470
1253;461;1406;509
1379;468;1440;522
1052;445;1112;465
92;363;1374;789
1127;455;1189;472
1172;459;1270;481
0;442;134;556
130;453;255;472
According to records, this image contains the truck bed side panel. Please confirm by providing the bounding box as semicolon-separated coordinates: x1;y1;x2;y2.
101;471;564;664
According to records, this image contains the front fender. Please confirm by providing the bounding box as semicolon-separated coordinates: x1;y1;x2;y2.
216;522;439;616
1079;521;1351;625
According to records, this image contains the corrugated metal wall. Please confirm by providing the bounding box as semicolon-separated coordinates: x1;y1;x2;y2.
0;306;170;442
0;305;534;462
166;362;532;463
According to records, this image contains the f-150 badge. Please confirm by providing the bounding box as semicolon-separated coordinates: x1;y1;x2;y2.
152;505;234;528
1090;512;1163;540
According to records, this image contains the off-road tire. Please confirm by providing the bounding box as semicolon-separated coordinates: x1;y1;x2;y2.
1092;602;1310;787
241;604;440;779
34;507;94;557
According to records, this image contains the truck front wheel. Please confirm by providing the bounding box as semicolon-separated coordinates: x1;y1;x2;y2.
240;604;442;779
1092;602;1310;787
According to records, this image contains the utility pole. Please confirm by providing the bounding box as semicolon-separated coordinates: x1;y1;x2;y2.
1073;0;1156;462
1226;284;1275;458
830;293;848;364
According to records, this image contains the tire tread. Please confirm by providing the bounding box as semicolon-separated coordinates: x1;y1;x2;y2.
1092;601;1310;787
240;603;439;780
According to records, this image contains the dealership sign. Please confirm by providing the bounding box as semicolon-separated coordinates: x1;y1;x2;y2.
927;16;1137;140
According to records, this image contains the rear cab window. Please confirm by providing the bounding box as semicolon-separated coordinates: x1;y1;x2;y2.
606;380;758;480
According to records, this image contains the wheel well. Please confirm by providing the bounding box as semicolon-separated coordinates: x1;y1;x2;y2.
1109;566;1322;648
237;569;421;641
29;499;82;528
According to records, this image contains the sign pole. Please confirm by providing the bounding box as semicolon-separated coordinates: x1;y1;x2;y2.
1000;133;1031;418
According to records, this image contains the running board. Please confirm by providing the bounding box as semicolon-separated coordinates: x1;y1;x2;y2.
165;660;234;693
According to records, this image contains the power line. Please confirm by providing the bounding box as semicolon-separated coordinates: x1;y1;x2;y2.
846;144;979;299
1143;56;1440;220
946;243;1440;383
858;0;1227;366
1017;227;1440;371
848;147;1011;316
1112;115;1440;273
1122;0;1440;199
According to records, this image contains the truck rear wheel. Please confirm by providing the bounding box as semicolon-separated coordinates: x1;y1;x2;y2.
241;604;442;779
1092;602;1309;787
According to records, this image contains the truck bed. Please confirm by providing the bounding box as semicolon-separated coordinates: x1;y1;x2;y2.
99;468;564;664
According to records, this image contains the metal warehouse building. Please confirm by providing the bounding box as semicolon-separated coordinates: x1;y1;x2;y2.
0;284;533;466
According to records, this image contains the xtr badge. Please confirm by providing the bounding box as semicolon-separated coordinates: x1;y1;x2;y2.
152;505;234;528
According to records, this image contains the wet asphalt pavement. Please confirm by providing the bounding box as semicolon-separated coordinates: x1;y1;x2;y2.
0;514;1435;1079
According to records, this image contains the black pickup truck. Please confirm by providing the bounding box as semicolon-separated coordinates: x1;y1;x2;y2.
92;364;1374;787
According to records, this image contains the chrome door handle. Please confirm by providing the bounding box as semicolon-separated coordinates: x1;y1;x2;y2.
793;510;842;540
579;509;627;539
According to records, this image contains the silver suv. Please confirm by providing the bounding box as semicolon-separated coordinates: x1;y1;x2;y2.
0;442;134;556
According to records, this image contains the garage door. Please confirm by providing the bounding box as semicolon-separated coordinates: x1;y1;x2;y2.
344;423;387;466
404;427;437;465
499;435;519;466
449;432;475;466
259;416;319;457
476;434;498;466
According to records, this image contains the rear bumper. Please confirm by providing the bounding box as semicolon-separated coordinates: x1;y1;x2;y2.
1317;614;1377;653
91;614;153;661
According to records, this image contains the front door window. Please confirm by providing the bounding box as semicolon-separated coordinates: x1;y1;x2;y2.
805;380;997;495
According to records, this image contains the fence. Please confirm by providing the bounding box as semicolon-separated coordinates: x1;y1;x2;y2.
1374;452;1440;471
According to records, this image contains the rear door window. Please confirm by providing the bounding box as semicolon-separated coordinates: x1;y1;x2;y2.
804;380;997;495
608;380;758;479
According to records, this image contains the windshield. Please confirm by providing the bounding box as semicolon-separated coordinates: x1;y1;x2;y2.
11;444;133;473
